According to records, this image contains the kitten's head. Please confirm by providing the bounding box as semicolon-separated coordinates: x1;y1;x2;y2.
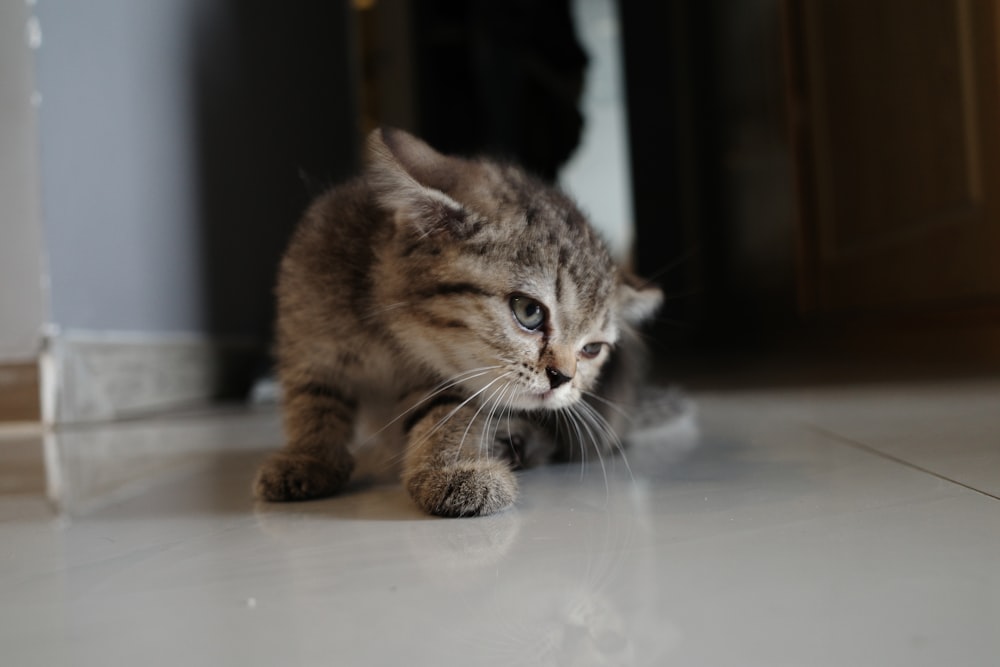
367;128;661;411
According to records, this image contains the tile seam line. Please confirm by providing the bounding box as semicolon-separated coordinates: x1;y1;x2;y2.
805;424;1000;502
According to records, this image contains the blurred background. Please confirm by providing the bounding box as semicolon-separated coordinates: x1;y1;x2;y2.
2;0;999;425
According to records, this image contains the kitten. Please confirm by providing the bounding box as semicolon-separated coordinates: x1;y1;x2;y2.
253;128;663;517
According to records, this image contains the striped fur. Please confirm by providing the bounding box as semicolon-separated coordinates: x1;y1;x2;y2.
254;128;662;516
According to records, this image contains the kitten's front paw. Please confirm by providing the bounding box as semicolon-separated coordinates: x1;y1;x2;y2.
253;450;355;502
405;461;517;517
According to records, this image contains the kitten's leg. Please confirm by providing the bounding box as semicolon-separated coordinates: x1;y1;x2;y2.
399;393;517;517
254;381;357;502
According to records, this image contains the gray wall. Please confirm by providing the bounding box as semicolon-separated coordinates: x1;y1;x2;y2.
33;0;359;341
0;0;46;362
35;0;207;334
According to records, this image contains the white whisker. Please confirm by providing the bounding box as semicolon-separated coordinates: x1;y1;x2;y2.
358;365;503;447
389;371;515;467
460;377;511;463
495;384;518;460
562;406;588;481
570;403;609;496
582;390;634;421
487;383;516;463
577;399;635;483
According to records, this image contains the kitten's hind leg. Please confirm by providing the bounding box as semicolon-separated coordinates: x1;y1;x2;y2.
254;381;357;502
399;393;517;517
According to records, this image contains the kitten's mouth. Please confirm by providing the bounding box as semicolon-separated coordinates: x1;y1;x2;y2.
510;384;575;410
530;388;575;409
510;389;556;409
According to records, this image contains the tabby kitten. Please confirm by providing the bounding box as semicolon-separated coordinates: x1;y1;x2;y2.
253;128;662;517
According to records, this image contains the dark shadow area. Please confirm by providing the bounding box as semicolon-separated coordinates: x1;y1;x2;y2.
190;1;362;396
620;0;798;359
620;1;716;341
409;0;587;181
656;340;1000;391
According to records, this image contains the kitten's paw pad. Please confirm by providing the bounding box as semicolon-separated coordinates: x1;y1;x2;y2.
253;451;354;502
406;462;517;517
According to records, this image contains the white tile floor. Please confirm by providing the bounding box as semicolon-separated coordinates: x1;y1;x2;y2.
1;377;999;666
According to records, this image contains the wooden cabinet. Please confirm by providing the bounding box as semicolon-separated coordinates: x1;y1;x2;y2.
788;0;1000;314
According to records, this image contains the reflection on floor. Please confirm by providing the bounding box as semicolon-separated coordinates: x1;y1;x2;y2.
2;377;999;666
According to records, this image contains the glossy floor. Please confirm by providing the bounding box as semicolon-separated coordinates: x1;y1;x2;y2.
2;377;999;666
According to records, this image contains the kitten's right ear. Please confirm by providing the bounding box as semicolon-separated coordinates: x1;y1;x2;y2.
365;128;468;237
617;271;664;325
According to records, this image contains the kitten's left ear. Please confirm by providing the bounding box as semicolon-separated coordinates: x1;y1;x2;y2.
617;272;663;325
369;128;464;193
366;128;469;235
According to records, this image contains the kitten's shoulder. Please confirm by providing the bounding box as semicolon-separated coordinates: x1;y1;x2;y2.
283;178;384;267
277;178;387;330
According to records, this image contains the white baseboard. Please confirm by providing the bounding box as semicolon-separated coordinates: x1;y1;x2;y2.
41;331;261;424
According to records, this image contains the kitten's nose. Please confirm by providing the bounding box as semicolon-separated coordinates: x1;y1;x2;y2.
546;366;573;390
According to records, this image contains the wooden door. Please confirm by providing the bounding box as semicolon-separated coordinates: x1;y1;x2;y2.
788;0;1000;315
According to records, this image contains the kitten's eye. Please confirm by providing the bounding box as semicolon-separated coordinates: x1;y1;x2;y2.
510;296;546;331
580;342;603;359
